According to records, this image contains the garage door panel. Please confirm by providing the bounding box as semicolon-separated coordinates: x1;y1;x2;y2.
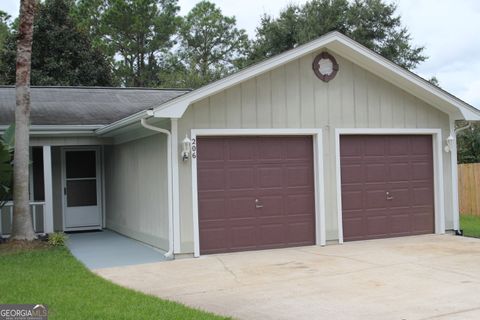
198;199;226;220
366;164;387;182
340;136;364;156
365;190;388;209
287;222;315;244
229;168;255;189
198;139;225;161
258;166;284;188
198;136;315;254
231;226;258;249
198;168;225;190
287;166;314;187
199;227;229;252
228;139;255;161
341;135;434;241
257;196;284;216
390;213;411;234
228;197;256;218
341;164;363;183
259;224;285;245
343;217;364;239
412;136;432;154
366;216;389;237
341;190;363;210
286;194;315;214
412;188;434;206
389;163;411;181
412;213;434;233
364;136;385;155
257;139;284;160
388;137;409;155
412;162;433;180
387;188;410;208
285;138;313;160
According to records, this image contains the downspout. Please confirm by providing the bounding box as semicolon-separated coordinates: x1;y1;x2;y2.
451;121;471;235
455;121;471;134
140;116;174;259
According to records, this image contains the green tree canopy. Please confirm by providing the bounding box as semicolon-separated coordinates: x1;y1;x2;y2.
75;0;180;87
0;0;113;86
163;0;249;88
248;0;426;69
0;11;11;50
458;123;480;164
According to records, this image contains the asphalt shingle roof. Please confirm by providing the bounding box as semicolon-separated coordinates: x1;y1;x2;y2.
0;86;189;126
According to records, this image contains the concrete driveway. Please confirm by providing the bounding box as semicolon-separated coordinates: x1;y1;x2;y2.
95;235;480;320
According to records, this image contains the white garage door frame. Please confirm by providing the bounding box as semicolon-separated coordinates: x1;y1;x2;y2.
190;128;325;257
334;128;445;244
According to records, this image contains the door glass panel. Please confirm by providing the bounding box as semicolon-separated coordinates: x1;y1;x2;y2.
67;180;97;207
66;151;96;179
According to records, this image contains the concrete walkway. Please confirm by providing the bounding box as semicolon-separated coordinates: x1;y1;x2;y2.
67;230;165;269
96;234;480;320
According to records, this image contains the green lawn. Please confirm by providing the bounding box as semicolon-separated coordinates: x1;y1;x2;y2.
460;214;480;238
0;246;228;320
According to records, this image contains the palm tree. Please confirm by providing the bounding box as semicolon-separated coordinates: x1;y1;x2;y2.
11;0;36;240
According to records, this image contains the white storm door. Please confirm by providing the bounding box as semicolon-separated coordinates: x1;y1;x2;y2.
62;148;102;230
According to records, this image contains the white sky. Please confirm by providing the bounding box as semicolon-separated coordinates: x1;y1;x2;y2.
2;0;479;108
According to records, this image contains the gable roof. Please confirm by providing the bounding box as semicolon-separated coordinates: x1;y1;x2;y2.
144;31;479;122
0;86;188;126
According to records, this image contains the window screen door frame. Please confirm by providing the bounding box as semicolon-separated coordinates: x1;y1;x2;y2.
61;147;103;231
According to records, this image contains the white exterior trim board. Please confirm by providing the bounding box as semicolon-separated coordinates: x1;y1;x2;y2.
42;146;54;233
171;119;182;253
190;128;325;257
151;32;480;121
334;128;445;243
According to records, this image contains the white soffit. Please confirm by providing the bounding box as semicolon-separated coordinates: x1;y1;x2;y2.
152;32;480;121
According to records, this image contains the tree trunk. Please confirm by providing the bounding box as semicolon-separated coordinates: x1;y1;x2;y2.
11;0;36;241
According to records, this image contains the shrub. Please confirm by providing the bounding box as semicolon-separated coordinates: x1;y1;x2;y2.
47;232;68;247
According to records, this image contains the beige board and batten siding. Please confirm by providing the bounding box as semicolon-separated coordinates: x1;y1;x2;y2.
104;133;170;250
177;50;453;253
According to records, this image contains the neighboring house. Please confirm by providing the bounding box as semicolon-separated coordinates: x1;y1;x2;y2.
1;32;479;258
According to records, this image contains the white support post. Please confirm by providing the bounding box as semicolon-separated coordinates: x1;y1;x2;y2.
171;119;181;254
43;146;54;234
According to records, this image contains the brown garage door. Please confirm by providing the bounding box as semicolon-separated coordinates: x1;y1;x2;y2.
340;135;434;241
197;136;315;254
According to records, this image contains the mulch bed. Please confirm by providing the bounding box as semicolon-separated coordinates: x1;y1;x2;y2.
0;239;51;254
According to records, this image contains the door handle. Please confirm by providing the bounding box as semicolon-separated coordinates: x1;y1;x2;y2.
255;199;263;209
386;192;394;200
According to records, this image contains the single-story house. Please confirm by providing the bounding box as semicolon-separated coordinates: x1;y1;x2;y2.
1;32;479;258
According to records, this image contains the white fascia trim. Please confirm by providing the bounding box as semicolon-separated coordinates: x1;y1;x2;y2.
0;124;103;136
335;128;445;243
190;128;326;257
152;33;340;118
331;36;480;120
151;32;480;121
95;110;150;135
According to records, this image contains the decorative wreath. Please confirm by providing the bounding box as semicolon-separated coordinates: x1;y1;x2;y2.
312;52;339;82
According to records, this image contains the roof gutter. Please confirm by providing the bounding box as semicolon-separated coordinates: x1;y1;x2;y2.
455;121;471;134
140;115;174;259
95;110;150;135
0;124;103;136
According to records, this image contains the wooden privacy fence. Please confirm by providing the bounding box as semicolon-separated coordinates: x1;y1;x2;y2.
458;163;480;216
